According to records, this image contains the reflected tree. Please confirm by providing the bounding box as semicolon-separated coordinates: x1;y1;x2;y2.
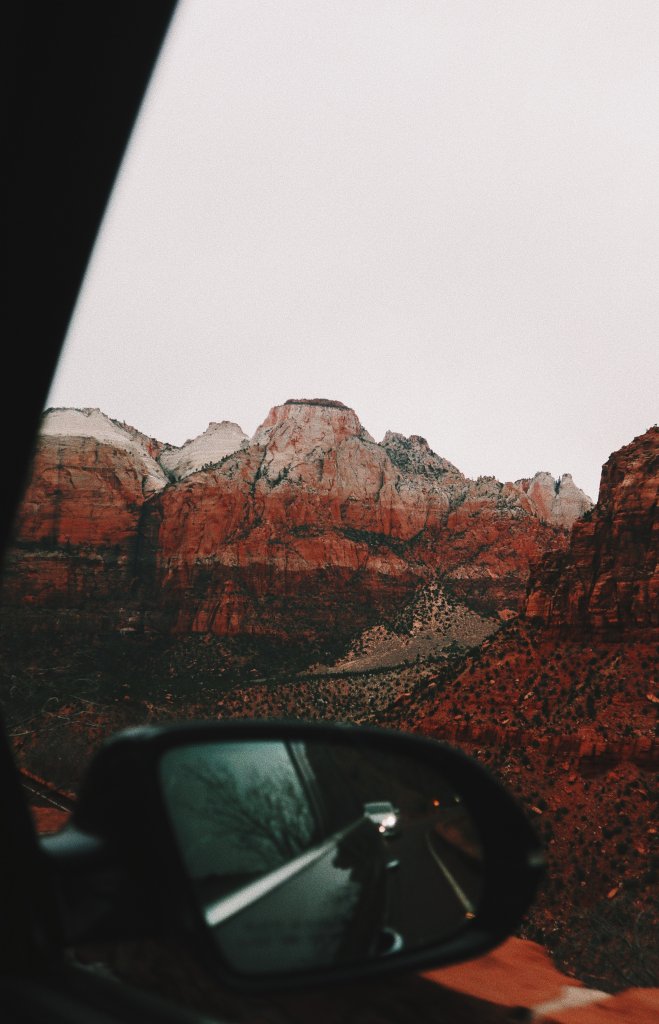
163;746;318;882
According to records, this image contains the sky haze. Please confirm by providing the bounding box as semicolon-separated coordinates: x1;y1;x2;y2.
48;0;659;501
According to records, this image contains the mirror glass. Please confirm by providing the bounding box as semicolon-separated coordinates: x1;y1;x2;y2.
160;738;483;975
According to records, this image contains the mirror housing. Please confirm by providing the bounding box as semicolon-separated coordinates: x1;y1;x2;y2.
42;721;544;990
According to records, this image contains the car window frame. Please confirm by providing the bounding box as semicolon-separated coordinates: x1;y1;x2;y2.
2;0;177;990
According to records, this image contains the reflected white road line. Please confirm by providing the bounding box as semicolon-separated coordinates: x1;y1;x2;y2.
424;832;476;915
205;820;361;927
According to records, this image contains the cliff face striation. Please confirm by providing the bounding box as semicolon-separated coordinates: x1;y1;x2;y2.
525;426;658;635
4;409;167;608
4;400;592;641
141;399;589;638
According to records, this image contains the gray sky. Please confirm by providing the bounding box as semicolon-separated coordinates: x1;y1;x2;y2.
49;0;658;501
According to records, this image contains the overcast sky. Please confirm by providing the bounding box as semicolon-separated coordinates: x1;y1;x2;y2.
49;0;658;501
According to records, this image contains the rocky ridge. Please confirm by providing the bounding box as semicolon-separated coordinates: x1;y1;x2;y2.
40;407;167;493
4;400;592;641
516;471;592;529
140;399;591;637
159;421;248;480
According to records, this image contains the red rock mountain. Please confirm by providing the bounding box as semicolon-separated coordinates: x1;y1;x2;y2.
5;409;167;608
409;427;657;989
4;400;592;641
414;425;658;743
526;426;658;634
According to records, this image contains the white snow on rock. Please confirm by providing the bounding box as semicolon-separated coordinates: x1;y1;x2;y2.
41;408;168;494
159;421;248;480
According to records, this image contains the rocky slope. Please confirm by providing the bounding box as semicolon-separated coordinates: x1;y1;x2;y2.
4;399;591;641
403;426;658;992
410;427;657;772
315;581;497;674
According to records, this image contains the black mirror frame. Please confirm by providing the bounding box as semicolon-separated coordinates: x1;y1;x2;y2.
45;720;544;992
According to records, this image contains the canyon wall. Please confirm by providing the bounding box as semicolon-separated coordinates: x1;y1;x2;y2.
525;426;658;634
3;400;592;641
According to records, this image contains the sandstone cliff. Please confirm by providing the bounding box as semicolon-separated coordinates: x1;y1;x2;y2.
4;409;167;607
5;400;592;640
525;426;658;634
141;399;589;638
516;471;592;529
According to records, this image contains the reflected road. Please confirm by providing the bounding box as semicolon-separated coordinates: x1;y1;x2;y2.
383;812;482;951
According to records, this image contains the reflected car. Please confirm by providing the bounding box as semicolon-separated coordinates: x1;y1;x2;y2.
363;800;401;837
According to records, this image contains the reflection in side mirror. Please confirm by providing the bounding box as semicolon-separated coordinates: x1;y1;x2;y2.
160;739;485;976
53;721;543;990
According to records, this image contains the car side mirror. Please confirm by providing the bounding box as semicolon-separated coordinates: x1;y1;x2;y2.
41;721;544;990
